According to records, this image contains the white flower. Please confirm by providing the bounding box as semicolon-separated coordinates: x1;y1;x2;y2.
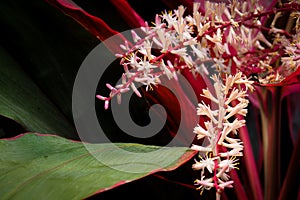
131;30;141;43
225;89;247;105
194;176;214;191
193;124;210;139
138;40;154;59
218;180;234;190
205;28;222;44
221;141;243;149
190;44;208;60
193;156;217;173
170;48;187;57
191;144;212;152
219;157;239;172
225;101;248;119
201;89;218;103
219;148;243;157
156;29;171;53
197;103;218;124
160;60;174;80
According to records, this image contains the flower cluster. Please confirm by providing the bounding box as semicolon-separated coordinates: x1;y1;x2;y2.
191;72;253;196
280;31;300;80
95;0;300;199
97;0;300;107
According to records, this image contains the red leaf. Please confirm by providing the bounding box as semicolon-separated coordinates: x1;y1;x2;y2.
181;68;209;103
286;94;300;146
279;130;300;200
144;76;198;146
281;83;300;99
45;0;127;53
110;0;145;28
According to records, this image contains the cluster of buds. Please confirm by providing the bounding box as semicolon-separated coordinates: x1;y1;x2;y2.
191;72;253;197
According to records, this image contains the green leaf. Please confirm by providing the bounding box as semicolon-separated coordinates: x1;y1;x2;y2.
0;47;75;138
0;133;196;200
0;0;98;119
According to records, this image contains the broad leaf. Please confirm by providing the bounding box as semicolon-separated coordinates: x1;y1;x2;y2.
0;133;196;200
0;0;98;120
0;47;75;138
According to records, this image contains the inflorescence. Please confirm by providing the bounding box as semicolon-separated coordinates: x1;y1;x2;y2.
96;0;299;198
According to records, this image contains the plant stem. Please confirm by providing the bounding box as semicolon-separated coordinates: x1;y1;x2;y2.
259;87;282;200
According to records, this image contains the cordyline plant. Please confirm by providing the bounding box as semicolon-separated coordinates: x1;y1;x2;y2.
1;0;299;199
45;0;300;199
